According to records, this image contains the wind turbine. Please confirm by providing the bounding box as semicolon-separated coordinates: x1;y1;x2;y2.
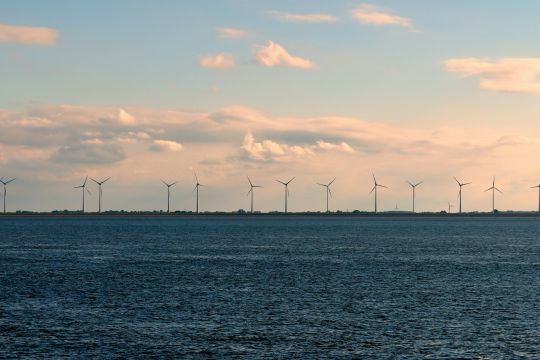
161;179;177;213
317;178;336;213
370;173;387;213
247;177;262;214
484;177;502;213
0;177;16;214
74;176;91;213
531;184;540;213
276;177;295;213
454;177;471;214
193;173;205;214
406;180;423;213
448;202;453;214
90;177;110;213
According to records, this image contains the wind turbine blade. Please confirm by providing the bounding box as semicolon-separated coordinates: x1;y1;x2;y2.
370;186;376;194
453;177;460;185
6;178;16;184
463;182;471;186
192;185;198;193
406;180;413;187
276;180;286;185
161;179;168;186
194;172;199;184
484;187;492;192
74;186;82;189
372;173;377;184
329;188;333;198
247;177;253;187
379;184;388;189
416;181;424;187
287;177;295;185
247;188;252;196
328;178;336;186
495;188;503;194
531;185;540;188
102;177;111;184
83;176;88;186
90;178;99;184
317;183;326;187
86;188;92;195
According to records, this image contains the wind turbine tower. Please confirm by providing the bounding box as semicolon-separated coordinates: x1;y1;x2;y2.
406;180;423;213
91;177;110;213
454;177;471;214
0;177;16;214
484;177;502;213
370;174;388;213
531;184;540;213
193;173;205;214
74;176;91;213
247;177;262;214
276;177;295;213
161;179;177;213
317;178;336;213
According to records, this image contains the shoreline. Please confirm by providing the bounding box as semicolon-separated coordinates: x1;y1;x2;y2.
1;212;539;219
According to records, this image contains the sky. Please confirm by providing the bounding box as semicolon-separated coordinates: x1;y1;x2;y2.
2;0;540;213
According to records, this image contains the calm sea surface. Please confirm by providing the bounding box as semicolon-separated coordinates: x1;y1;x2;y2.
1;216;539;359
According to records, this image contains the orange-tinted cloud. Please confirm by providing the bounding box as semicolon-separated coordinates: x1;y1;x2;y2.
352;4;415;30
199;53;235;69
0;24;58;45
253;41;317;70
269;11;338;23
444;58;540;94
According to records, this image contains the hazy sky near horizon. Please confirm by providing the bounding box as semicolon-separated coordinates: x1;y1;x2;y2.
2;0;540;212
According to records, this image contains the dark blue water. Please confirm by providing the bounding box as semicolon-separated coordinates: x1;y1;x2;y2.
1;217;539;358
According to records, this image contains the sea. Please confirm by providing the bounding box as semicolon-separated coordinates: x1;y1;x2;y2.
1;216;539;359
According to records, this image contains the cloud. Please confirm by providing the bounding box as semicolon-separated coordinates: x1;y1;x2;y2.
3;104;540;211
253;41;317;70
118;108;136;125
352;4;415;30
199;53;235;69
0;24;58;45
241;133;357;162
241;132;314;161
51;141;126;164
444;58;540;94
316;140;355;153
217;27;250;39
149;139;184;152
269;11;338;23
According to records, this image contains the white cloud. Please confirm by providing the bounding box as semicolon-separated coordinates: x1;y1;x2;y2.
444;58;540;94
352;4;415;30
199;53;235;69
253;41;317;70
241;133;358;162
317;140;355;153
241;132;314;161
217;27;250;39
118;108;137;125
3;104;540;211
0;24;58;45
149;139;184;152
269;11;338;23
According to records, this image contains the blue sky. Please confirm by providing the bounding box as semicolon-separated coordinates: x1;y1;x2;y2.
2;1;540;212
